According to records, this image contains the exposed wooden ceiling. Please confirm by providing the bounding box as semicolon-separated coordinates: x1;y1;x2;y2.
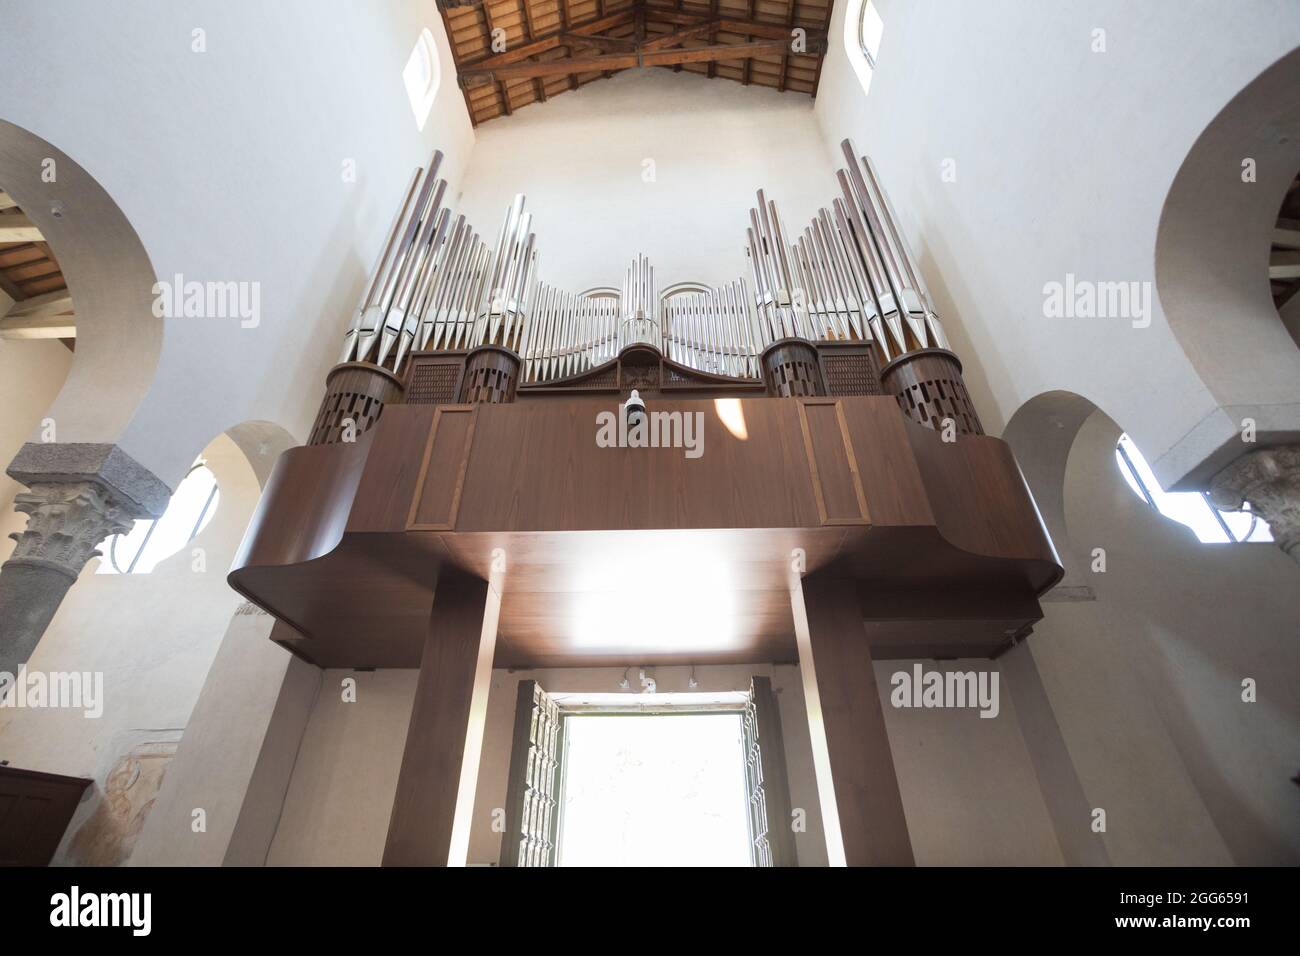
0;191;74;349
1270;169;1300;311
439;0;833;126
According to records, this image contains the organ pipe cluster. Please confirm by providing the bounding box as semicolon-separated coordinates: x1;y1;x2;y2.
340;151;536;376
521;286;621;383
337;139;952;385
744;140;949;363
620;254;659;348
661;281;761;379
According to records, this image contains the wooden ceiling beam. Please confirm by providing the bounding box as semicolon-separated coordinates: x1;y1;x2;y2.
640;20;719;51
778;0;796;92
460;10;636;68
518;0;547;105
643;9;817;42
0;268;26;303
561;32;638;52
648;40;792;66
464;53;640;85
460;39;796;87
0;191;18;211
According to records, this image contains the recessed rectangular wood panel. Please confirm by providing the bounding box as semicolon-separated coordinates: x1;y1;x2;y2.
408;406;476;531
798;400;869;526
453;398;821;531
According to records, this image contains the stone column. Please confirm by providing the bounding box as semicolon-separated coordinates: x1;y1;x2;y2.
1;443;169;673
0;482;135;672
1209;445;1300;563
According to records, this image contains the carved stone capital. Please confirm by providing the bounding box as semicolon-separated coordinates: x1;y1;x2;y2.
5;480;137;580
1209;445;1300;561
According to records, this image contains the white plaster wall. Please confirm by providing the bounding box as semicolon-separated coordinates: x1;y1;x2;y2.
1031;410;1300;864
265;668;417;867
0;336;72;535
455;69;837;291
876;659;1066;866
127;609;298;866
0;0;475;489
814;0;1300;486
0;430;263;864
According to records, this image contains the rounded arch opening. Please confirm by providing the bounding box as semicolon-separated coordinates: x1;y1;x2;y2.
1154;46;1300;462
91;419;295;576
0;118;163;455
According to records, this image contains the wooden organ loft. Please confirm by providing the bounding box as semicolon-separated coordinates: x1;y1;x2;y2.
229;140;1062;867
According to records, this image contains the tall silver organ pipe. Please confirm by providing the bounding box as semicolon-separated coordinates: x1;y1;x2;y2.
341;156;542;379
838;139;948;361
746;190;815;344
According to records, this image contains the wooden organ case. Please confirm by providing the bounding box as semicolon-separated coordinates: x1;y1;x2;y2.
229;141;1062;867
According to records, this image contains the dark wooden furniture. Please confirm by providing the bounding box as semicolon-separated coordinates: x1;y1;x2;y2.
0;765;91;866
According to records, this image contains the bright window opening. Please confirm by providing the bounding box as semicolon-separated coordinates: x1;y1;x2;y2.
859;0;884;67
557;713;752;867
1115;433;1271;544
97;460;219;574
847;0;884;93
402;28;440;131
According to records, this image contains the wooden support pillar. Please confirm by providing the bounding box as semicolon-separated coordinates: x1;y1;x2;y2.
791;573;914;866
382;567;500;866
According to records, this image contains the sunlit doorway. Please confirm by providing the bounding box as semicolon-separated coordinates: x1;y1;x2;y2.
556;713;751;867
497;680;796;868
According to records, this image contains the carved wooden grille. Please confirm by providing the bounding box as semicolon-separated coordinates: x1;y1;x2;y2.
308;390;385;445
895;374;983;436
500;680;563;867
763;346;825;397
620;362;659;391
406;360;462;405
579;365;620;389
461;364;516;404
821;351;882;397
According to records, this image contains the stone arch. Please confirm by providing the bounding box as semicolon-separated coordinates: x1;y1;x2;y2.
1153;46;1300;487
0;118;163;454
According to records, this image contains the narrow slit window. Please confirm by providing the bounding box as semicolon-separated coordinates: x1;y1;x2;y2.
402;28;440;131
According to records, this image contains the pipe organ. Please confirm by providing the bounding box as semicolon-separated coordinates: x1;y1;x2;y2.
233;134;1062;869
310;138;983;445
